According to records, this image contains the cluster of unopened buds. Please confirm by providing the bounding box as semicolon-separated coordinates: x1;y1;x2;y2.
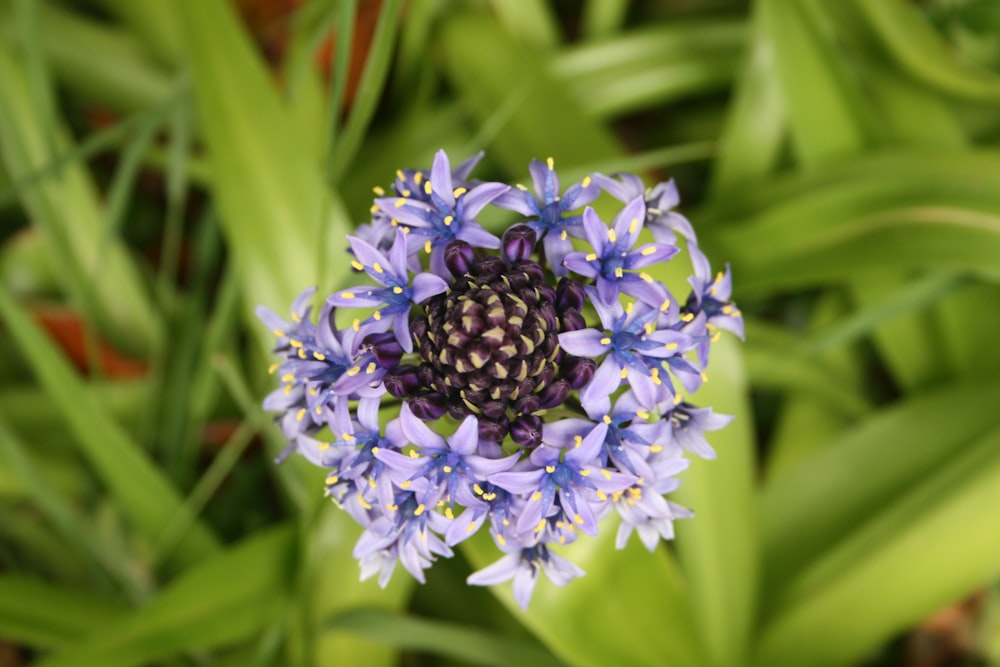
258;150;743;608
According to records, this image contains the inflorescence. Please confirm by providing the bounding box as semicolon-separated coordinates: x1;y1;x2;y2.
258;150;743;609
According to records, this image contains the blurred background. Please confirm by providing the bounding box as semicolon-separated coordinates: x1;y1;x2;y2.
1;0;1000;665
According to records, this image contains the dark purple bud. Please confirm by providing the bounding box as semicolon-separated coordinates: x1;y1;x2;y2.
562;357;596;389
556;278;585;312
444;241;476;278
478;417;509;443
408;392;447;420
510;415;543;448
560;310;586;332
501;226;537;263
366;332;403;368
480;400;507;420
384;365;421;398
518;261;545;283
537;379;570;409
513;393;540;415
476;256;504;278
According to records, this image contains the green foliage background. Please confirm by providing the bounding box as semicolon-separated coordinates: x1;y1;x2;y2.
1;0;999;665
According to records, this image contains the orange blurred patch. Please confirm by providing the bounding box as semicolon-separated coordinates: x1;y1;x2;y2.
32;306;147;379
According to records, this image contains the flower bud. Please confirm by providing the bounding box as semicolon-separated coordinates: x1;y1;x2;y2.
501;225;537;263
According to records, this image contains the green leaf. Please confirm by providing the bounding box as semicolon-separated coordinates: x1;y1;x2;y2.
0;576;126;649
855;0;1000;103
756;423;1000;667
761;378;1000;593
551;20;744;118
32;526;295;667
0;39;162;355
0;287;219;567
327;609;565;667
760;0;872;166
176;0;347;344
439;11;623;175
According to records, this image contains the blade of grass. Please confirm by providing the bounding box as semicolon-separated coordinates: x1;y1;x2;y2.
0;417;148;599
327;0;404;184
581;0;630;40
0;45;162;355
0;286;219;567
488;0;560;49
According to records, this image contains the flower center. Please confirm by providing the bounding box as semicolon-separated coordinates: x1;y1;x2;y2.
410;255;581;443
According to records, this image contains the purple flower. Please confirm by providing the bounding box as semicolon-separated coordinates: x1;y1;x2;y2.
328;229;447;353
467;541;585;610
558;296;696;410
259;151;740;606
562;199;679;306
375;150;509;275
493;157;600;275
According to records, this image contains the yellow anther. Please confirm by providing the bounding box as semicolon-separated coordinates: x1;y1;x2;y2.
516;183;527;190
701;372;709;382
409;450;420;458
600;337;611;345
650;445;663;453
342;433;356;442
357;493;372;510
536;519;547;533
644;323;655;335
614;267;624;278
347;366;362;376
473;484;484;495
580;469;591;477
368;476;376;488
650;368;663;386
636;410;650;420
561;230;568;240
443;215;453;226
531;491;543;501
268;363;279;374
373;185;385;196
393;286;403;294
414;504;426;516
272;329;285;338
585;252;598;262
401;480;412;489
402;190;411;197
373;262;384;274
681;312;695;322
289;338;303;347
581;175;592;187
325;474;339;485
352;318;360;332
313;351;326;361
424;240;433;254
373;311;382;321
291;312;301;322
666;342;678;350
394;198;406;208
601;469;613;480
602;415;612;424
660;298;671;311
297;348;307;359
497;533;507;545
281;373;295;382
414;172;424;184
596;489;607;500
315;405;322;415
545;465;556;473
351;260;364;271
625;301;634;314
283;385;292;395
444;506;454;519
453;187;467;197
370;204;380;213
423;180;432;195
608;228;617;243
546;156;555;170
641;246;656;256
443;465;452;473
639;272;654;283
620;367;628;379
296;408;306;421
574;435;583;448
574;514;585;525
629;219;639;235
340;291;355;299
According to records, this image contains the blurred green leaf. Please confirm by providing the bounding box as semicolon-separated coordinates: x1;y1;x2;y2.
551;20;744;118
327;608;565;667
762;378;1000;590
0;576;126;649
0;287;219;567
32;526;295;667
488;0;560;49
0;39;162;355
757;423;1000;667
856;0;1000;102
440;11;622;174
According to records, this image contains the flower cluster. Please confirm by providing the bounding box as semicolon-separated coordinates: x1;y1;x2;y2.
258;151;742;609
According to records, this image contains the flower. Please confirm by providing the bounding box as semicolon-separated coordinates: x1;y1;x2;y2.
259;151;740;607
